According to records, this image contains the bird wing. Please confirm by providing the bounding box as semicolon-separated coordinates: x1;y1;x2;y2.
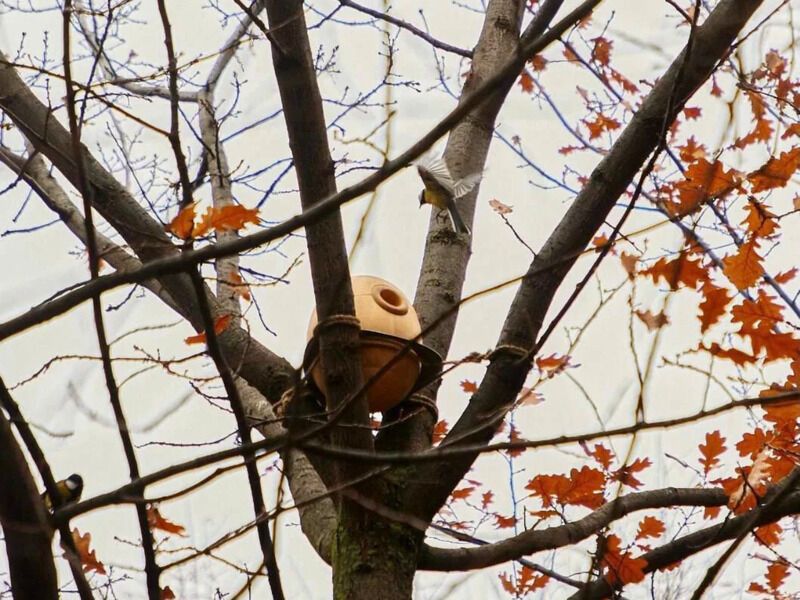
452;171;483;198
415;152;455;191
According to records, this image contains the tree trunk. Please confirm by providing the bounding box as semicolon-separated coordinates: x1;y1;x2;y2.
333;510;421;599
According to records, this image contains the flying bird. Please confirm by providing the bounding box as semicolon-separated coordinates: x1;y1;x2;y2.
415;152;482;235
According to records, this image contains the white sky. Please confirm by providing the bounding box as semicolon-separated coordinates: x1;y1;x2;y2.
0;1;798;598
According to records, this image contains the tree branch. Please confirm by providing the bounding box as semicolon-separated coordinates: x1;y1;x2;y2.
409;0;766;521
418;487;726;571
0;401;60;600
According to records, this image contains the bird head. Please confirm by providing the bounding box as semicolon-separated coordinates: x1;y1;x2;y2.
65;473;83;496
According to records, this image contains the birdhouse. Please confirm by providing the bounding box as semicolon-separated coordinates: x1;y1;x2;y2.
304;275;441;413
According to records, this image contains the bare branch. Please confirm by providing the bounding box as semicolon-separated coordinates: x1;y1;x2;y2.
409;0;767;522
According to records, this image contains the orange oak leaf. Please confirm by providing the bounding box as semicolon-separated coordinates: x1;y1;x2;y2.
499;566;549;596
673;158;740;215
762;398;800;425
431;419;449;444
228;271;252;302
168;203;196;240
489;198;513;214
734;91;772;149
766;562;789;592
748;147;800;192
529;55;547;71
506;424;525;458
481;490;494;510
634;309;669;331
774;267;798;284
641;254;705;290
727;450;770;512
612;457;652;489
602;534;647;585
192;206;216;238
587;443;614;470
736;428;768;459
535;353;574;377
526;466;606;509
635;516;665;541
699;430;726;475
70;529;107;575
732;290;783;334
683;106;702;120
460;379;478;394
754;522;782;547
592;233;609;250
184;314;233;345
584;114;620;140
702;342;758;366
451;486;475;501
518;71;534;93
517;386;544;406
494;514;517;528
619;252;638;279
147;506;187;536
161;587;176;600
698;280;731;333
722;239;764;290
592;37;612;65
208;205;260;232
742;201;778;238
677;136;707;162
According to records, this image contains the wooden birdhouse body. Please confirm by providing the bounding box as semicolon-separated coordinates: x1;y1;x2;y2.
305;276;438;413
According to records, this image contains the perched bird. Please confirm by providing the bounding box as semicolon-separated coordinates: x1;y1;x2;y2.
41;474;83;510
415;152;482;235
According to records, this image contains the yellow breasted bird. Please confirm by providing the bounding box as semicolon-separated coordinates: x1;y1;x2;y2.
41;473;83;510
415;152;482;235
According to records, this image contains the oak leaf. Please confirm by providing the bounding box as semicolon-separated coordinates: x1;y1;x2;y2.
518;72;534;93
641;254;705;290
431;420;449;444
168;203;196;240
526;466;605;509
494;514;517;528
698;430;726;474
754;522;782;547
70;529;107;575
673;159;739;215
748;147;800;192
766;562;789;592
451;486;475;501
147;506;187;536
635;516;665;541
207;205;260;232
184;314;233;345
585;114;620;140
736;428;768;459
535;353;574;377
602;534;647;585
489;198;513;214
698;280;731;333
742;201;778;238
587;443;614;470
612;457;651;489
228;271;252;302
722;239;764;290
460;379;478;394
635;309;669;331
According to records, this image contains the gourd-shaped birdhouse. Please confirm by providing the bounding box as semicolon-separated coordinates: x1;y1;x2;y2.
304;275;441;413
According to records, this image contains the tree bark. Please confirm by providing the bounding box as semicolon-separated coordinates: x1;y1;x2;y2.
0;409;58;600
